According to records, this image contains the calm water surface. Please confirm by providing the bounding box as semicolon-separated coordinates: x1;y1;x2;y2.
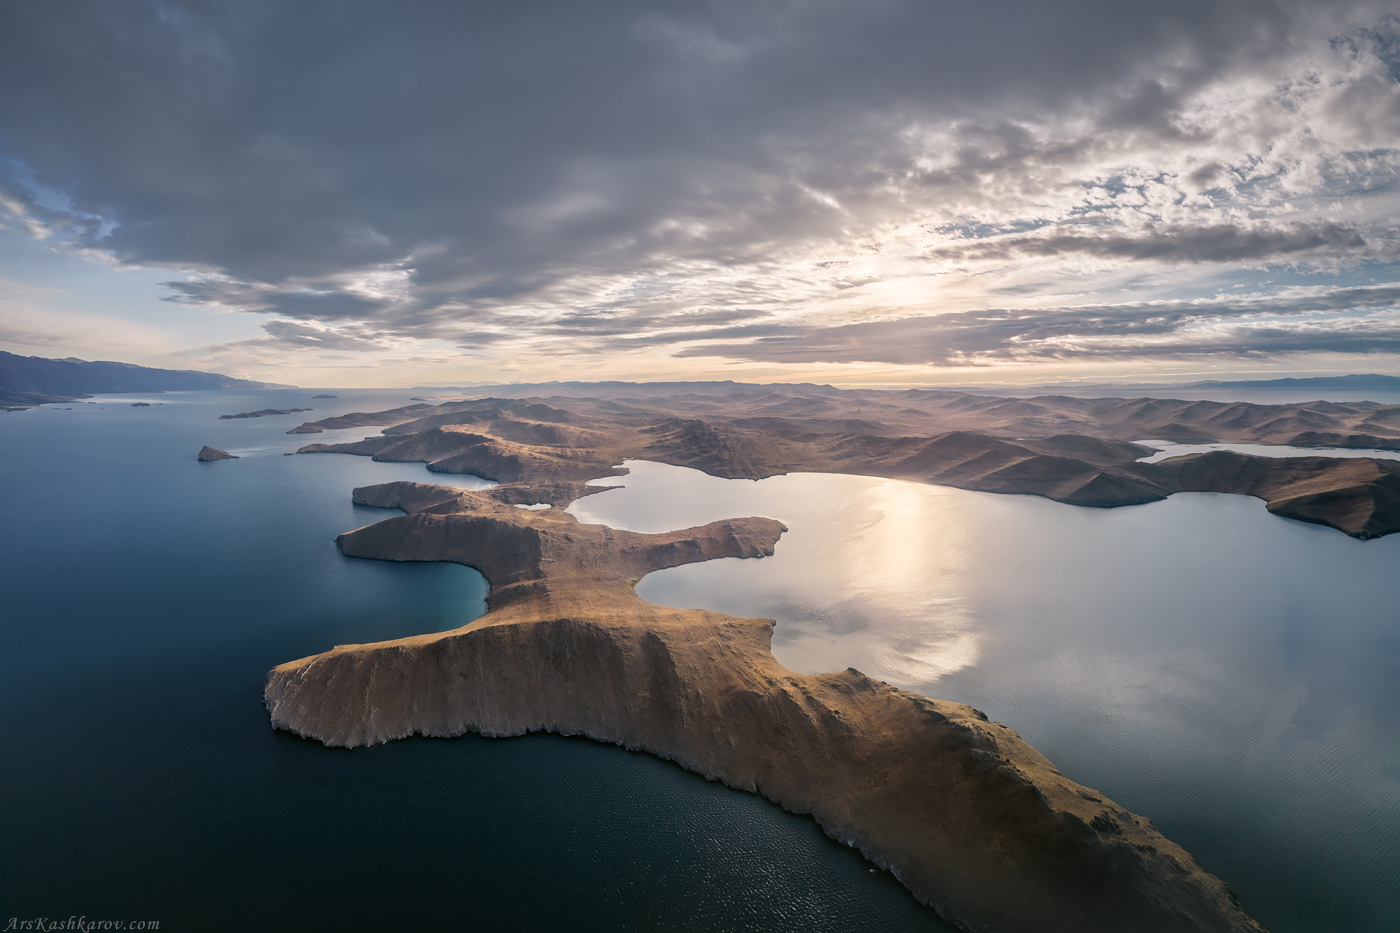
1135;439;1400;463
969;386;1400;406
571;460;1400;933
0;391;950;932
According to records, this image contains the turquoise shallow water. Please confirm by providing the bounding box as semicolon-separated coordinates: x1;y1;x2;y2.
572;460;1400;933
0;390;949;932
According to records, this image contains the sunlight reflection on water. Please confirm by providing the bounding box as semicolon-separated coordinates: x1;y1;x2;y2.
568;458;1400;932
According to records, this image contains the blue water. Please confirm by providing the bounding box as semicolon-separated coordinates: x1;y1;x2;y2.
0;391;950;932
1134;439;1400;463
572;461;1400;933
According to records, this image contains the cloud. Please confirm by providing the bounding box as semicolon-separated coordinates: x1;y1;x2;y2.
670;284;1400;363
0;1;1397;374
162;276;389;320
932;222;1376;265
0;278;177;355
259;319;388;351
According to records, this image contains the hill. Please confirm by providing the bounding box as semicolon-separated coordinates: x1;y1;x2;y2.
0;350;291;406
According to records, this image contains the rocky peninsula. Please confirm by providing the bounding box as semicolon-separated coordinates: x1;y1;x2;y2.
267;478;1262;932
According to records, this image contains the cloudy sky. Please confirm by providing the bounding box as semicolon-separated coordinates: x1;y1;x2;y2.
1;0;1398;387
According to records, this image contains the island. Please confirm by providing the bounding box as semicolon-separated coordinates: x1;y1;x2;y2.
218;407;313;419
311;394;338;399
268;475;1261;931
197;446;238;461
131;402;151;407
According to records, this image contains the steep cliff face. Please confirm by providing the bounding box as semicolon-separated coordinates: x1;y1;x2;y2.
266;480;1262;933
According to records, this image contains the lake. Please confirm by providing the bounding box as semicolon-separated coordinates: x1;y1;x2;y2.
6;387;1396;932
571;460;1400;933
1134;439;1400;463
0;390;950;932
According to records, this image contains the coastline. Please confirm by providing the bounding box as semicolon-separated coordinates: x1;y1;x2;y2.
266;478;1263;932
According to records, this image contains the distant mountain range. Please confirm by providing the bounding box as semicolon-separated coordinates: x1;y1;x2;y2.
423;375;1400;399
1185;374;1400;389
0;350;291;407
1026;374;1400;393
415;379;843;399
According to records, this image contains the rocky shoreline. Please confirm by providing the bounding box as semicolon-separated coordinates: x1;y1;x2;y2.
267;477;1263;932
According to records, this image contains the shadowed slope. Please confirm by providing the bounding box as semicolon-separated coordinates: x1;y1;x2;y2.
288;383;1400;450
294;394;1400;537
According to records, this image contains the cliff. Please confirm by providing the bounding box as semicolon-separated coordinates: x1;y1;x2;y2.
266;480;1262;932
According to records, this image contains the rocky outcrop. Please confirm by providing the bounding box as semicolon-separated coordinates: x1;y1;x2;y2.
197;446;238;461
267;479;1262;933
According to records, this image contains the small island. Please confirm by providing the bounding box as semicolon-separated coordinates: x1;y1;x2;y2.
218;407;313;420
197;446;238;461
311;394;338;399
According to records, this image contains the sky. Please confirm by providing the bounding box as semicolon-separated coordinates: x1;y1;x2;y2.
0;0;1398;388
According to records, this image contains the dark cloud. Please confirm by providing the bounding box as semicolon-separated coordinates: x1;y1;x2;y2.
0;2;1377;277
163;278;387;319
0;0;1397;368
260;319;386;350
935;222;1375;264
672;285;1400;363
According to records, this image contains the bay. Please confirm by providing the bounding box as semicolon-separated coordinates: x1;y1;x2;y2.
571;459;1400;933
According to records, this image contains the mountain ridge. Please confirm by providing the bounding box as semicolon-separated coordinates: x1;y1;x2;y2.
0;350;292;406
